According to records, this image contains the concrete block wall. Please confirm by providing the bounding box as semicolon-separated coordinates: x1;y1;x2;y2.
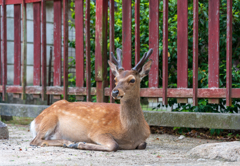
1;2;76;85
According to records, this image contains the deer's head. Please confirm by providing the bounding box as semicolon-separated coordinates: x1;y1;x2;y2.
108;48;153;100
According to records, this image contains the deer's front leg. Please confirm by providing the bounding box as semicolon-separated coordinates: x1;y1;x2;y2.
66;134;119;152
136;142;147;150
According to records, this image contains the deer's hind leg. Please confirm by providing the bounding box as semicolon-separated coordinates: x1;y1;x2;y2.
65;133;119;152
30;115;65;146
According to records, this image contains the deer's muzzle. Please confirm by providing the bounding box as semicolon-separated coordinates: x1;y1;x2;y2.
111;89;125;99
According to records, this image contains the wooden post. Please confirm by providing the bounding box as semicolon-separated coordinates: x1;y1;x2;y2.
75;0;85;101
193;0;199;106
33;2;41;99
21;0;27;100
226;0;232;106
63;0;69;100
41;0;47;101
208;0;220;104
14;4;21;87
53;0;62;100
2;0;7;101
0;7;1;86
148;0;159;104
177;0;188;103
135;0;140;64
85;0;91;102
95;0;108;102
110;0;115;103
162;0;168;105
122;0;132;70
47;47;53;105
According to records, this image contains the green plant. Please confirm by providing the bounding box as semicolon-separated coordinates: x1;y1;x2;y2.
210;129;224;136
67;0;240;112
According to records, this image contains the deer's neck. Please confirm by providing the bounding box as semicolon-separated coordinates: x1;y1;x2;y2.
120;96;145;129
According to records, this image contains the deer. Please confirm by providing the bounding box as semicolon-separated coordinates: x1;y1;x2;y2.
30;48;153;152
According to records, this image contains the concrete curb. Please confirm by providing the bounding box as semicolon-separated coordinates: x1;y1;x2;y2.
0;103;240;129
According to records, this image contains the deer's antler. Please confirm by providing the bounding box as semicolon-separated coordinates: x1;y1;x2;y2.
132;48;153;72
111;48;124;71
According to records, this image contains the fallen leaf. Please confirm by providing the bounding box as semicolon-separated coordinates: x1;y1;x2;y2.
191;130;197;134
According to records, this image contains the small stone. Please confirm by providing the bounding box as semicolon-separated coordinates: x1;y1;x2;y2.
178;135;185;140
197;158;206;162
0;121;9;139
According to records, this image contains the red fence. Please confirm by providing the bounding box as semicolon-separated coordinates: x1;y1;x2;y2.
0;0;239;106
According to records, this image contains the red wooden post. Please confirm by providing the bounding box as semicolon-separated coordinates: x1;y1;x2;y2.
149;0;159;88
52;0;62;100
208;0;220;104
2;0;7;101
110;0;115;103
0;7;1;86
21;0;27;100
41;0;47;101
95;0;108;102
135;0;140;65
75;0;84;101
14;4;21;86
148;0;159;104
47;47;53;104
85;0;91;102
162;0;168;105
192;0;198;106
177;0;188;103
53;0;62;87
226;0;232;106
63;0;69;100
33;2;41;88
122;0;131;70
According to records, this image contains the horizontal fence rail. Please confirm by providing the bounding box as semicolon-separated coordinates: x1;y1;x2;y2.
0;0;239;107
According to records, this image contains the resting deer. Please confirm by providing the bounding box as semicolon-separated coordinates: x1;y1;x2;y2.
30;48;153;152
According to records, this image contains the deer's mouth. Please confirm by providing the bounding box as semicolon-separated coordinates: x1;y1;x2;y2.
114;96;124;100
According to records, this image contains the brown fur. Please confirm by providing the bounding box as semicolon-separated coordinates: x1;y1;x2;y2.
30;59;152;152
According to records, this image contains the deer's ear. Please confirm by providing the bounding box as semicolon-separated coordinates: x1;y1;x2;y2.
139;60;153;80
108;60;119;77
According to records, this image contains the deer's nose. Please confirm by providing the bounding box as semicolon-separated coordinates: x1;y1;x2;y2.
112;89;119;98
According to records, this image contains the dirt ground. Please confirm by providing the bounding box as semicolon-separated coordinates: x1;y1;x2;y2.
0;124;240;166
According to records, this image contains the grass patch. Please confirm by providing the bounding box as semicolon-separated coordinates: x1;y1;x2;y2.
0;116;34;125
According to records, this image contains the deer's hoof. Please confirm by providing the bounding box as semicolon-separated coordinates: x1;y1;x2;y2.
67;143;79;149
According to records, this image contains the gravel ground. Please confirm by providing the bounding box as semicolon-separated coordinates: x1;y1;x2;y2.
0;124;240;166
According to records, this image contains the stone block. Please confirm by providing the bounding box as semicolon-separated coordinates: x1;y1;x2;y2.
188;141;240;162
0;121;9;139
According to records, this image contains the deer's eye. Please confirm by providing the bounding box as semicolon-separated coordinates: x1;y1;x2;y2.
129;79;135;83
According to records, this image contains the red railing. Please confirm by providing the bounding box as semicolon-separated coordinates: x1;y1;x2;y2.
0;0;239;106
